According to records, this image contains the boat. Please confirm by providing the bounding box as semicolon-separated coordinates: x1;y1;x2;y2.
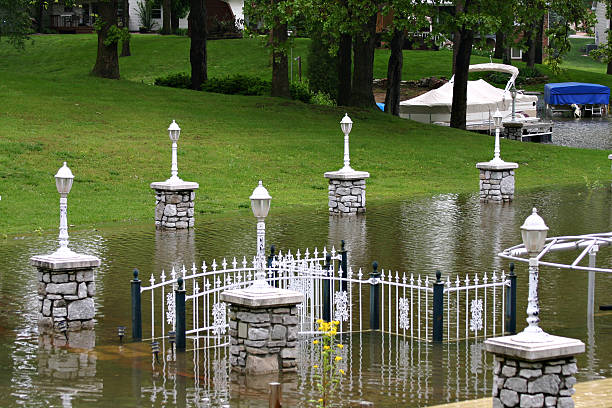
544;82;610;117
399;63;539;126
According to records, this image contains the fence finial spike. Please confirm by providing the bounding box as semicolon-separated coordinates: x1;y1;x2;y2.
133;268;139;280
436;270;441;283
341;239;345;251
509;262;515;275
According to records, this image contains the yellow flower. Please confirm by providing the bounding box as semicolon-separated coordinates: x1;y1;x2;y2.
316;319;323;324
337;344;344;349
324;345;330;350
313;340;319;345
335;356;342;361
339;369;345;375
313;365;319;369
318;398;323;402
332;320;340;325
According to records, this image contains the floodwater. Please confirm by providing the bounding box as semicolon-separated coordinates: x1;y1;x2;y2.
1;185;612;407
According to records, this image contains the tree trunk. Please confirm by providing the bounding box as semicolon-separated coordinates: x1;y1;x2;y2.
450;28;473;130
525;28;536;68
92;0;120;79
384;28;405;116
494;30;504;60
189;0;207;89
452;30;461;74
37;0;44;33
271;24;290;98
503;46;512;65
162;0;172;34
350;13;377;108
535;16;544;64
120;0;131;57
607;17;612;75
172;12;180;33
337;33;352;106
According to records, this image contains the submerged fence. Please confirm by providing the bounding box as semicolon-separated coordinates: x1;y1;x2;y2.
131;243;517;347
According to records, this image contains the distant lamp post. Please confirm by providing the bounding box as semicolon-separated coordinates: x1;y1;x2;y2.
511;86;517;122
54;162;74;256
489;109;505;165
340;114;354;172
514;207;550;343
167;120;183;183
250;180;272;290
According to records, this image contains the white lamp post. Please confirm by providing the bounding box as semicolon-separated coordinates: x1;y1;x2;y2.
167;120;183;183
511;86;517;122
514;207;550;343
250;180;272;290
54;162;74;256
489;109;505;165
340;114;354;172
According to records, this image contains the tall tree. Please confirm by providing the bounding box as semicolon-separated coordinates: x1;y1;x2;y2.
350;12;378;107
0;0;31;48
92;0;121;79
189;0;207;89
383;28;405;116
121;0;131;57
162;0;172;34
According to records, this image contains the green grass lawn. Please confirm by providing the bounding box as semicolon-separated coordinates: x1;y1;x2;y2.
0;35;609;236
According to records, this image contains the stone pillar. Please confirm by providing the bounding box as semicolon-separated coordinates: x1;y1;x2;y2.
485;335;584;408
150;180;199;229
31;253;100;332
220;287;303;374
324;170;370;215
476;162;518;203
503;122;524;141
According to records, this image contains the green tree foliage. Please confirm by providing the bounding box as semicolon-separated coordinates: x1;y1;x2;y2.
589;0;612;74
0;0;32;48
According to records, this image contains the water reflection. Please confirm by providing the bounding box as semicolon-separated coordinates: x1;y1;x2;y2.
1;186;612;406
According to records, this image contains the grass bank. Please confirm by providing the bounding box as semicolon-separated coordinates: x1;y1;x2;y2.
0;35;609;235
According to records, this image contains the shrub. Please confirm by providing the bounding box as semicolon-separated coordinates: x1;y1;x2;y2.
201;74;271;96
136;0;158;32
310;91;336;106
307;28;339;100
154;72;191;89
290;81;312;103
174;28;188;36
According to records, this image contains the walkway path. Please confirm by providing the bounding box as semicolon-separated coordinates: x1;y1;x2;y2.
428;378;612;408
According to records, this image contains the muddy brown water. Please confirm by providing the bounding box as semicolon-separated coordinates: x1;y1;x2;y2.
1;185;611;407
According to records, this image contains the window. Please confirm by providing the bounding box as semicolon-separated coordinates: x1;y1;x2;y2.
510;47;522;60
152;8;161;19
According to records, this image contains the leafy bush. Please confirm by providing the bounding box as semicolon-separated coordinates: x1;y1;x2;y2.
154;72;191;89
483;66;546;86
136;0;158;32
174;28;188;36
307;28;339;100
201;74;271;96
290;81;311;103
310;91;336;106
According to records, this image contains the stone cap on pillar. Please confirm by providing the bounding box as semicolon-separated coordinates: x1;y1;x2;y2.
30;252;101;271
220;287;304;308
476;161;519;171
502;121;524;128
485;334;585;362
324;169;370;180
150;180;199;191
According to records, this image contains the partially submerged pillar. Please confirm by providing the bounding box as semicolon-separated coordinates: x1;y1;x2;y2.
220;287;303;374
485;335;584;408
325;114;370;215
151;120;199;229
476;162;518;203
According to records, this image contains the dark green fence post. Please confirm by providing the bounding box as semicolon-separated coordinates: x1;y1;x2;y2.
323;254;332;322
131;269;142;341
433;270;444;343
505;263;517;335
267;245;277;288
340;240;348;292
176;277;186;351
369;261;380;331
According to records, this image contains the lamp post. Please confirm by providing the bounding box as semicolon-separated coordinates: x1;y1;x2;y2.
340;114;353;172
167;120;182;183
489;109;504;165
511;85;517;122
54;162;74;256
514;207;550;343
250;180;272;290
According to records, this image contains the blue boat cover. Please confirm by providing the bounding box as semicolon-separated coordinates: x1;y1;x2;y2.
544;82;610;105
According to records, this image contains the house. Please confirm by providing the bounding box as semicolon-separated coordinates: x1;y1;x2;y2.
44;0;243;34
